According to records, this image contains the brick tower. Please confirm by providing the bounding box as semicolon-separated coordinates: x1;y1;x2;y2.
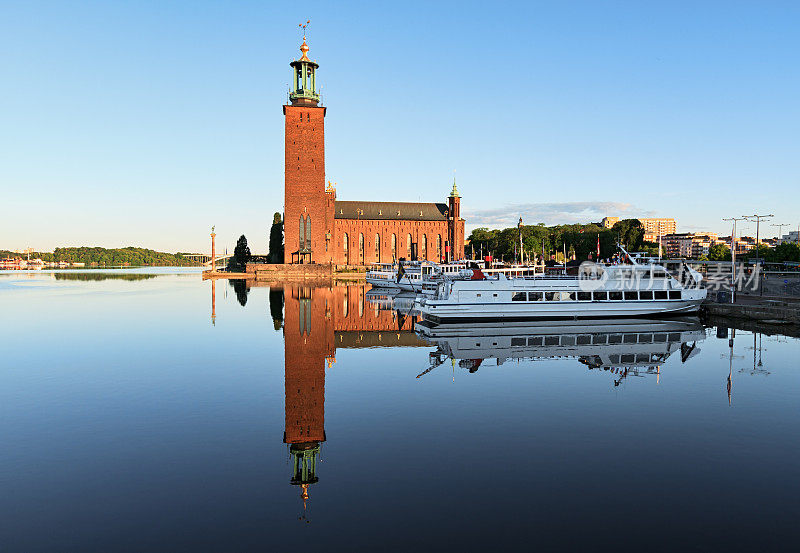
447;178;463;261
283;34;334;264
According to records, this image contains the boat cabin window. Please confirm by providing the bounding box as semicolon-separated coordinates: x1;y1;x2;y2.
609;291;623;301
654;290;668;300
529;292;544;301
544;336;559;346
545;291;575;301
624;291;638;300
577;292;591;301
512;292;527;301
640;291;654;300
653;270;668;279
594;291;608;301
577;335;591;345
669;290;681;299
511;337;526;347
529;336;544;346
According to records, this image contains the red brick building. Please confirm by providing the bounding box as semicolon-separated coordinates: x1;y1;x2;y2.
283;37;465;265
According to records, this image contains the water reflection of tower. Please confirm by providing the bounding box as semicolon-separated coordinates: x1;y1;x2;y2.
281;285;335;521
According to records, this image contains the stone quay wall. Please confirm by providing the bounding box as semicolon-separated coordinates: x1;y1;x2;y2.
247;262;334;280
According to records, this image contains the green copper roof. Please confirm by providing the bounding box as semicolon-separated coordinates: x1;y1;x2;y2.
450;177;460;198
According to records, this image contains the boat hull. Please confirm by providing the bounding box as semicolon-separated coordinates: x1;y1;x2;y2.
419;298;704;324
366;277;400;289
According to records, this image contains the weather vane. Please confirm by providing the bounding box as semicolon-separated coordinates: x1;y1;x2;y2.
299;19;310;38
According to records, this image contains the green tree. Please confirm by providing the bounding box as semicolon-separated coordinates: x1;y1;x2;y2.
267;212;284;263
228;235;252;271
708;243;731;261
611;219;645;251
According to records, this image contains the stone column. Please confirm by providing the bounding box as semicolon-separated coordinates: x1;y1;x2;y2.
211;231;217;273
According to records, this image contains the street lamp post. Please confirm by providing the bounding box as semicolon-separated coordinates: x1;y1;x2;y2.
723;217;746;304
743;214;773;297
771;223;789;244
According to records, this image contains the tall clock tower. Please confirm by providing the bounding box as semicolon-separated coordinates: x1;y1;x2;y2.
283;35;335;264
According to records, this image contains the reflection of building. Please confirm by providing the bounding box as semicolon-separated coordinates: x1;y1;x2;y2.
282;35;465;265
268;283;426;518
282;286;332;519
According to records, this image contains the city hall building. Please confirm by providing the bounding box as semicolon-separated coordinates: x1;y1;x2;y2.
283;36;465;265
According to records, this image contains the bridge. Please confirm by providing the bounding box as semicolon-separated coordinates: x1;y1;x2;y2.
183;253;267;268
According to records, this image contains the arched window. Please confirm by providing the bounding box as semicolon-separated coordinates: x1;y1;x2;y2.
437;234;442;261
343;233;349;264
375;234;380;263
359;233;364;264
391;234;397;260
299;216;306;250
407;234;412;258
421;234;427;260
305;215;311;250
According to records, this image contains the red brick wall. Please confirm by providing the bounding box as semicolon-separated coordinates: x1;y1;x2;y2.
333;219;453;265
284;105;334;264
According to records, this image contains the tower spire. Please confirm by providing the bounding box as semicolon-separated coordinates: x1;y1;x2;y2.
450;173;460;198
289;21;320;107
298;20;311;61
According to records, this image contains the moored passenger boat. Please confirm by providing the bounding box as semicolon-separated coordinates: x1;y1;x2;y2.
418;252;707;323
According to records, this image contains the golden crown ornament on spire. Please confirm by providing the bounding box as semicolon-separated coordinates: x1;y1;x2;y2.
298;20;311;61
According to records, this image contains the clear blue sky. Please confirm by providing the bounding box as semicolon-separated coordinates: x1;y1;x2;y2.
2;1;799;254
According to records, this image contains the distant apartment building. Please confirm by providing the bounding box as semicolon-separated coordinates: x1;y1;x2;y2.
662;232;718;258
600;216;676;241
601;217;620;229
780;231;800;244
640;218;677;242
718;236;754;256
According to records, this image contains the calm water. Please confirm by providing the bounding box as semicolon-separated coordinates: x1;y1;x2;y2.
1;269;799;552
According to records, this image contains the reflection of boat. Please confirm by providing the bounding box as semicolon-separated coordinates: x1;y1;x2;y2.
365;289;420;316
415;318;706;383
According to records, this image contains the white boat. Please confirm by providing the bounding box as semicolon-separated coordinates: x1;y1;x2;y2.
367;261;470;294
365;263;401;290
415;318;706;381
417;250;707;323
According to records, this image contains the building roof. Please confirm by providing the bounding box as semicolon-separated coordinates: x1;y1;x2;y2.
334;200;448;221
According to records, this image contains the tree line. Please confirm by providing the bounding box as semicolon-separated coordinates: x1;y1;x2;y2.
707;242;800;263
0;247;201;266
467;219;656;262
